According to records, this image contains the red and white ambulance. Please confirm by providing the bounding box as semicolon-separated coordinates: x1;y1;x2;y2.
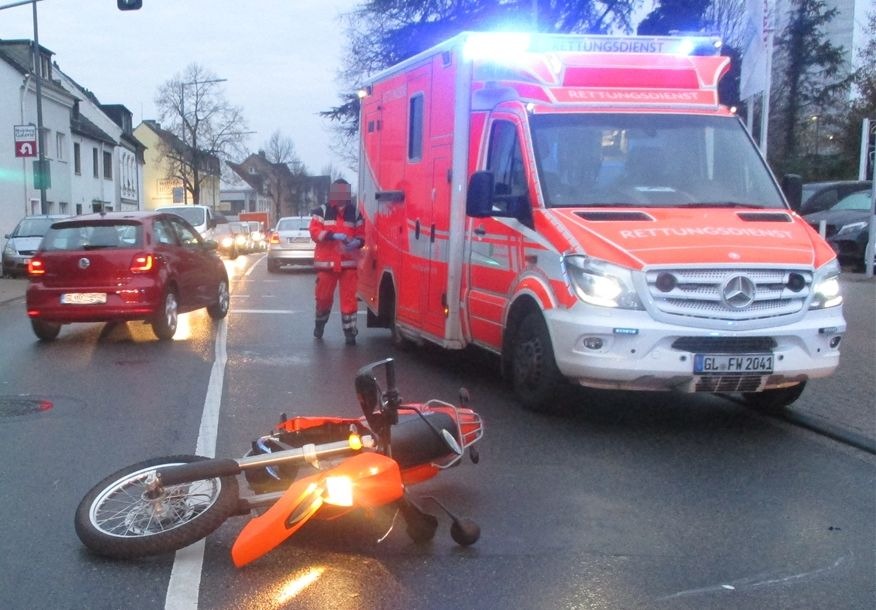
356;32;846;412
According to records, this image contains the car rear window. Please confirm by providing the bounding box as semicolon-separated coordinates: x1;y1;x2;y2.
277;217;309;231
42;222;142;251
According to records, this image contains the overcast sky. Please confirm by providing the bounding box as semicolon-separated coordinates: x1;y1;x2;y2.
2;0;361;178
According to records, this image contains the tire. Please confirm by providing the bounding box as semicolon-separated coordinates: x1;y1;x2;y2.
151;289;179;340
31;319;61;341
207;278;230;320
74;455;239;559
742;382;806;415
509;311;567;413
267;259;279;273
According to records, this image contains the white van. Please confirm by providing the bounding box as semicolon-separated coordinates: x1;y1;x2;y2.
157;205;217;241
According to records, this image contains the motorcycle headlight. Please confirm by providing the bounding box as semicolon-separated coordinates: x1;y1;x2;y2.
563;255;643;309
323;476;354;507
809;260;842;309
834;221;867;238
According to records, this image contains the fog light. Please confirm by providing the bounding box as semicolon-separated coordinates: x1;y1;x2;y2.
582;337;604;350
829;336;841;348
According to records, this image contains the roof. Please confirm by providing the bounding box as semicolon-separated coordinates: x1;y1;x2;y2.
71;112;117;146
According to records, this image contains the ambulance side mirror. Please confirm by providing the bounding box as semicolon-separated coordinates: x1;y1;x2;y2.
466;171;494;218
781;174;803;211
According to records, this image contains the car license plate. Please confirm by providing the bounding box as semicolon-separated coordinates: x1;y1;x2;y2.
694;353;774;374
61;292;106;305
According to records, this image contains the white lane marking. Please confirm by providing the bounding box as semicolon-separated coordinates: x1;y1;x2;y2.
164;318;228;609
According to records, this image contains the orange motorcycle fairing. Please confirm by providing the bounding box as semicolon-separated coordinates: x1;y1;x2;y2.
230;453;404;567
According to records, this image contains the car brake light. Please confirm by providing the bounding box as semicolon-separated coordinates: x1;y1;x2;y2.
270;233;280;244
130;253;154;273
28;258;45;276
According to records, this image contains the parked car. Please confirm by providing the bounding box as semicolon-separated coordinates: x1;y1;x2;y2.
804;188;874;270
800;180;871;215
213;223;240;259
25;211;229;341
2;214;70;278
267;216;316;272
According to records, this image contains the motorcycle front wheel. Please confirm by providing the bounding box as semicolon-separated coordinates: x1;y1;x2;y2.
75;455;240;559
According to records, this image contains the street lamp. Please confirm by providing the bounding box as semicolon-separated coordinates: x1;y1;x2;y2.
811;115;820;156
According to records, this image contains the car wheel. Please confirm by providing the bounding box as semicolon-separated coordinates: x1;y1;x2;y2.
151;289;179;341
267;259;279;273
508;311;567;413
31;319;61;341
741;382;806;415
207;278;230;320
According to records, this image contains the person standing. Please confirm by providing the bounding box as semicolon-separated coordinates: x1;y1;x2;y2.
309;178;364;345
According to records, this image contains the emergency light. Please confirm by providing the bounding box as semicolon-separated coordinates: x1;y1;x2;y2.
462;32;722;63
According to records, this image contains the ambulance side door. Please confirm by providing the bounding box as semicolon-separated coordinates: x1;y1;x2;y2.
465;116;529;350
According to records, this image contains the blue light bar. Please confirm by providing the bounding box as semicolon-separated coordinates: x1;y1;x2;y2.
462;32;722;60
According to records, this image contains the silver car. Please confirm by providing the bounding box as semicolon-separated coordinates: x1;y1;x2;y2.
3;214;70;278
267;216;315;272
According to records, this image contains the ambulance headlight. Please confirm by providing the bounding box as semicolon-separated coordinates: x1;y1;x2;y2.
809;260;843;309
563;255;643;309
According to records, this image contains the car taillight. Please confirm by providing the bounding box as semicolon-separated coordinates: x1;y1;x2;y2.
28;258;45;276
270;233;280;244
130;253;155;273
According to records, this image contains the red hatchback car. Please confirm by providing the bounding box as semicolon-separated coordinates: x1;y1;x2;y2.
26;211;230;341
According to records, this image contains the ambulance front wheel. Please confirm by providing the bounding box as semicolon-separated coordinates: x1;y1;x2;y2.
509;312;566;413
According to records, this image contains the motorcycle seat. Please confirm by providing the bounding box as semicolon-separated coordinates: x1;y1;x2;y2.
391;411;460;469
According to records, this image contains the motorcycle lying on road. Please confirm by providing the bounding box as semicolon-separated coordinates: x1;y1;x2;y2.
74;358;483;567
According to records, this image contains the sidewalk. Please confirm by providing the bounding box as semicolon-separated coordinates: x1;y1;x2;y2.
0;276;27;304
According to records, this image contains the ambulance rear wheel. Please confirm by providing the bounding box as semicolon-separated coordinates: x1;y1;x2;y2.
510;312;565;413
389;294;411;350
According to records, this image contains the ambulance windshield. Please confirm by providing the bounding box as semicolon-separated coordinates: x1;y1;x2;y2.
530;113;786;210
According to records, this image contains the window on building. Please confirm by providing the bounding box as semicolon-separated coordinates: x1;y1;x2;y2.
74;143;81;174
56;132;65;161
93;148;99;178
103;151;112;180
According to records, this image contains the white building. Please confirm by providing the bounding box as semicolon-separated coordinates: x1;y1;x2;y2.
0;39;144;242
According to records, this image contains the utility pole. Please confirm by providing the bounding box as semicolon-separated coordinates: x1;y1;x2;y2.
31;0;47;214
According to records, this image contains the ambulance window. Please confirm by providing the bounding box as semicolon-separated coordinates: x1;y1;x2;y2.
408;94;424;161
486;120;529;214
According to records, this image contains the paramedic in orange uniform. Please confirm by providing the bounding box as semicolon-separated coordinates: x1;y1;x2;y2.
309;178;364;345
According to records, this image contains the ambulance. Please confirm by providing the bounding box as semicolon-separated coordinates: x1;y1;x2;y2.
356;32;846;413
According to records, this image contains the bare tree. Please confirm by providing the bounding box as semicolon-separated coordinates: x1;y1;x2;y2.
155;64;249;204
258;130;307;221
324;0;642;163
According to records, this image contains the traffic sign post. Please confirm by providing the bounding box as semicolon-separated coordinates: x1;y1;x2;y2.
14;124;37;157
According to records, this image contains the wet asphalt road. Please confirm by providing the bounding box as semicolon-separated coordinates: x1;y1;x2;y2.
0;257;873;609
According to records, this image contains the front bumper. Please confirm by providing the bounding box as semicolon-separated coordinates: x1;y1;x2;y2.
546;305;846;392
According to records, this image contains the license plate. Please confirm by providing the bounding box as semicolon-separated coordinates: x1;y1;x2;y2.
694;353;774;374
61;292;106;305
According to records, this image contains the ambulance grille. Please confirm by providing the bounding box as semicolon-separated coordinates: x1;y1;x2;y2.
644;268;812;321
694;375;764;393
